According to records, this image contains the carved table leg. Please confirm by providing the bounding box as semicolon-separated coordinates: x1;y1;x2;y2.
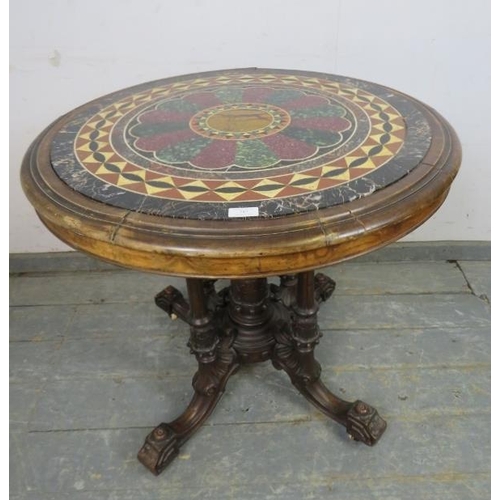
138;279;238;475
272;270;387;445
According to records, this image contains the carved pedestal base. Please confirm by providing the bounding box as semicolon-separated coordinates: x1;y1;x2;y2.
138;272;387;475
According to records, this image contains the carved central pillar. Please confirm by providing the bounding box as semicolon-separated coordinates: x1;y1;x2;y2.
228;278;276;363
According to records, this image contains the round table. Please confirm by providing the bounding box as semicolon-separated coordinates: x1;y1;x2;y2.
21;68;461;475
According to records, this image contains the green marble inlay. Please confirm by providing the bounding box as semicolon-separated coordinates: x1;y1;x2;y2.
289;105;346;119
264;89;305;105
235;140;278;168
283;127;343;147
214;87;245;103
158;99;200;113
157;136;212;163
131;120;187;138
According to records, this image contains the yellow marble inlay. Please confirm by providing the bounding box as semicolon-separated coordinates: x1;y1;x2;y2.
206;109;274;133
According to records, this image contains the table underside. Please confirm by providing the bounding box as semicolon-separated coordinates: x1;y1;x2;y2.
137;269;386;475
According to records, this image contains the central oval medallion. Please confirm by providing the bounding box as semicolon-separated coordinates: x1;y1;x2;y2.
207;108;274;133
190;103;291;140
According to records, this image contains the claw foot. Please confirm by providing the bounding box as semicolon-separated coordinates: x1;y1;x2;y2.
137;423;180;475
346;400;387;446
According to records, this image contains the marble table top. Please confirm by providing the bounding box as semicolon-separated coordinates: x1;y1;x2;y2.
50;69;431;221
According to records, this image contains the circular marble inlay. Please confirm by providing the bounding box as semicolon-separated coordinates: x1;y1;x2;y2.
50;71;431;220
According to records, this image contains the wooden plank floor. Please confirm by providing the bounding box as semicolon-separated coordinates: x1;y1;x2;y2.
9;256;490;499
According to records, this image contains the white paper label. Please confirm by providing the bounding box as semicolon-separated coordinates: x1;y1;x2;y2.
228;207;259;218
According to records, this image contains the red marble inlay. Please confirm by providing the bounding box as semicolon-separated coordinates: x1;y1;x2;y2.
231;190;269;202
235;178;272;189
302;167;325;178
189;191;226;202
81;162;102;173
98;173;120;184
292;116;351;132
279;95;328;110
137;110;194;124
270;173;296;186
190;140;238;169
122;182;148;194
122;163;143;173
98;144;116;154
261;133;316;160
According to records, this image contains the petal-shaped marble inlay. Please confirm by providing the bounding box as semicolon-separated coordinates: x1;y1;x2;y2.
129;86;354;170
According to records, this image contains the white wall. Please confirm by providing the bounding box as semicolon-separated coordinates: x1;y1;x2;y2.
10;0;491;252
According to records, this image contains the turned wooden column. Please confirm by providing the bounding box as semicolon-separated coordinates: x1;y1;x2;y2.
228;278;275;364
